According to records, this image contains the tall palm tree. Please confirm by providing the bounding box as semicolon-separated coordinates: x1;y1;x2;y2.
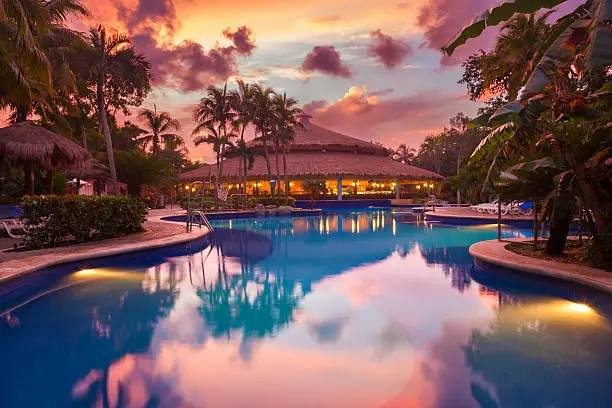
251;84;276;195
193;84;235;197
0;0;90;120
137;104;182;155
393;144;416;165
273;93;303;196
226;139;255;192
230;80;255;193
85;25;151;195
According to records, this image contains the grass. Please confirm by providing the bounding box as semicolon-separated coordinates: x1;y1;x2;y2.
506;240;612;272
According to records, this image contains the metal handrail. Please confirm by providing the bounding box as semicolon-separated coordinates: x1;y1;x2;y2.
188;210;215;235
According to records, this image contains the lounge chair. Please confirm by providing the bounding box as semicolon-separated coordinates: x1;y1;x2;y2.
1;219;27;239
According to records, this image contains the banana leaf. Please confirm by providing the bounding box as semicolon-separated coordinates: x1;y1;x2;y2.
442;0;569;56
506;156;559;173
586;0;612;70
470;122;515;164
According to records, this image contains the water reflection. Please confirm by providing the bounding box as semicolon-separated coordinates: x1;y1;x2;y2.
1;210;612;407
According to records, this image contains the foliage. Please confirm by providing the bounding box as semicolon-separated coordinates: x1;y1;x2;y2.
303;180;328;196
22;195;147;248
115;150;170;196
392;144;416;164
248;197;296;207
137;104;182;154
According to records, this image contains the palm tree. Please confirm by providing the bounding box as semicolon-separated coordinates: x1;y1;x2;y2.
230;80;255;193
393;144;416;165
226;139;255;192
273;93;303;196
0;0;90;120
85;25;151;195
193;84;235;197
251;84;277;195
137;104;182;155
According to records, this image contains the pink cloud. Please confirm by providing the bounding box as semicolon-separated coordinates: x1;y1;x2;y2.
301;45;352;78
368;30;413;69
223;26;257;56
303;86;470;148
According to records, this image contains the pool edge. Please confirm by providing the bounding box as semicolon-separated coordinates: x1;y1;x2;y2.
0;228;210;288
470;239;612;295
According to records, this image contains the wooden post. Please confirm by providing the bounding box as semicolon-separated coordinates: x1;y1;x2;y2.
395;178;400;200
497;197;502;241
533;201;538;250
578;203;583;242
23;161;34;195
337;178;342;201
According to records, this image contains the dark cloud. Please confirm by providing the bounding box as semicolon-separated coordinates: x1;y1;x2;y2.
223;26;256;56
114;0;256;92
301;45;352;78
368;30;413;69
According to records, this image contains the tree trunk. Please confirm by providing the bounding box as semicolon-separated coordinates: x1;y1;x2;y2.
243;156;248;195
77;125;87;196
274;143;281;196
533;201;538;250
283;144;289;197
97;76;118;196
261;137;273;195
46;170;54;194
546;209;572;255
24;161;34;195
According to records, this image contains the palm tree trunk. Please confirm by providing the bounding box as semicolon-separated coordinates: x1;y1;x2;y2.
274;143;281;196
215;151;220;199
97;76;118;195
282;144;289;197
261;137;273;195
243;156;248;194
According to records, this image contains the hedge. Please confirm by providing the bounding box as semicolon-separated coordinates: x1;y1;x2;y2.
22;195;147;249
248;197;296;207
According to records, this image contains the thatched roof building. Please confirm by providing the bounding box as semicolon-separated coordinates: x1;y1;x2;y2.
0;122;93;194
181;116;443;198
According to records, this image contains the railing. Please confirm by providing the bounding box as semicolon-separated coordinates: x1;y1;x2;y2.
187;210;215;235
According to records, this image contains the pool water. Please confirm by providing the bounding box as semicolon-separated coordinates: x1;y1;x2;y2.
1;209;612;408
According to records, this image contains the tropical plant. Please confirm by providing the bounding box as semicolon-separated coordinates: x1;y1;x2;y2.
446;0;612;257
392;144;416;164
251;84;277;194
84;25;151;195
230;80;255;193
225;139;255;191
0;0;90;120
137;105;182;155
115;149;169;196
193;84;235;197
272;92;303;196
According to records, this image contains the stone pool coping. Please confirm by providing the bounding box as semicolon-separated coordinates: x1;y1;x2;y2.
0;217;209;287
470;238;612;294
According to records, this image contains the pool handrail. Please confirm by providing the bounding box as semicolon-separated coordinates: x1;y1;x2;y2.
188;210;215;235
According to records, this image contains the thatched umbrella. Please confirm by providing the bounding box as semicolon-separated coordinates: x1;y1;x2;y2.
0;122;93;194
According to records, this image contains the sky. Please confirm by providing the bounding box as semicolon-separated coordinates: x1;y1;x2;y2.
66;0;574;162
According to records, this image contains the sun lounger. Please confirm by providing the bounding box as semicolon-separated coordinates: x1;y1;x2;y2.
2;219;27;239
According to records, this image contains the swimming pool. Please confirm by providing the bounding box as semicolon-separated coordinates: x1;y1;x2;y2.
1;209;612;407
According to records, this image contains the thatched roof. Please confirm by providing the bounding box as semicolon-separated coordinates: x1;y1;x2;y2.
0;122;92;170
247;120;389;156
181;151;443;181
183;118;443;182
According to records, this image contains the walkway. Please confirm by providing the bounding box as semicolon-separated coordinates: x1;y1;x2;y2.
426;206;532;222
470;239;612;294
0;209;207;285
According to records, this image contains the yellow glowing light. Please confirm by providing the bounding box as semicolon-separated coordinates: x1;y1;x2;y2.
75;269;97;276
192;187;196;192
563;302;593;314
423;183;428;187
429;184;434;188
416;185;421;190
289;182;294;187
392;182;396;187
184;185;189;190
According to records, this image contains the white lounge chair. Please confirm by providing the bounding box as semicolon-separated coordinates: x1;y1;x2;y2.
2;219;27;239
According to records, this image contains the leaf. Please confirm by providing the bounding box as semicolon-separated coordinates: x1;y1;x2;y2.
506;157;559;173
585;146;612;168
470;122;516;165
586;0;612;70
442;0;568;56
468;112;492;129
489;101;525;126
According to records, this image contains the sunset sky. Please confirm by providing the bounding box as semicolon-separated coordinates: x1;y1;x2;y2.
68;0;572;162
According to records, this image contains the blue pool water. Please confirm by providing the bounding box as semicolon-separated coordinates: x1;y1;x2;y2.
1;209;612;408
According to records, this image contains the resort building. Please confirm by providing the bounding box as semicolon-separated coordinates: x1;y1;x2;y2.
180;115;443;199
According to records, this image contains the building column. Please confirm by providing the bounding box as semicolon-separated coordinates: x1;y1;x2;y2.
337;177;342;201
395;178;400;200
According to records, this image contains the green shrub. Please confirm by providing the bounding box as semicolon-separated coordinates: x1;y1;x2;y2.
180;197;217;210
22;195;147;249
247;197;296;207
